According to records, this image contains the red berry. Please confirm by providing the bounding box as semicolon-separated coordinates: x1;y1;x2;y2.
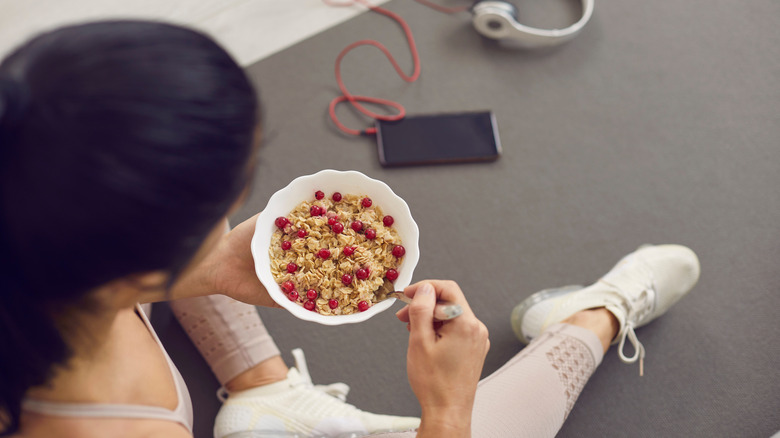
315;190;325;200
306;289;318;300
297;229;308;238
343;246;356;256
351;221;363;232
358;301;370;312
287;290;299;301
304;300;316;311
287;263;298;273
365;228;377;240
385;269;399;282
281;241;292;251
341;274;353;285
361;197;372;208
332;222;344;234
328;217;338;226
383;215;394;227
356;268;369;280
281;281;294;293
332;192;342;202
275;217;290;229
310;205;321;216
328;299;339;309
392;245;406;258
318;248;331;259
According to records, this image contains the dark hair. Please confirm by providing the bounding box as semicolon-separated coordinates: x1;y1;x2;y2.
0;21;258;434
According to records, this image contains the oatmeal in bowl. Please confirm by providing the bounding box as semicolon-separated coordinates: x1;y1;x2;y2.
251;170;420;325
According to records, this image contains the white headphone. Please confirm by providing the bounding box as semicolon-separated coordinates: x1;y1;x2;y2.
471;0;594;48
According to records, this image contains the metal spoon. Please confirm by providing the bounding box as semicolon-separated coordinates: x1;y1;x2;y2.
385;291;463;321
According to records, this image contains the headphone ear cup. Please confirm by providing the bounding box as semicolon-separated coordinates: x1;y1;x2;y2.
472;1;520;39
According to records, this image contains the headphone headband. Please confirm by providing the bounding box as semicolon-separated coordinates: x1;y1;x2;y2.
472;0;595;48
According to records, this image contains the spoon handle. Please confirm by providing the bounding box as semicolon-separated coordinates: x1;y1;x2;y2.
387;292;463;321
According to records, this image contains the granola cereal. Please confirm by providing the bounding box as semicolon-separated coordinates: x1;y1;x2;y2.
269;192;405;315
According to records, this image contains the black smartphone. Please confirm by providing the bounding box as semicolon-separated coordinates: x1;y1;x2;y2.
375;110;501;167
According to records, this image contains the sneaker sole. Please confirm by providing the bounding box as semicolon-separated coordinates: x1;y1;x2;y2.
511;285;583;344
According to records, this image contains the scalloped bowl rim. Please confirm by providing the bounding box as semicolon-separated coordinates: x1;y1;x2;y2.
251;169;420;325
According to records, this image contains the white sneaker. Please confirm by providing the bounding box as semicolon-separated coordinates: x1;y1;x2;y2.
213;349;420;438
511;244;700;374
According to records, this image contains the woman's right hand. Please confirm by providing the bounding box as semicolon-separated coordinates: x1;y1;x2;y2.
396;280;490;438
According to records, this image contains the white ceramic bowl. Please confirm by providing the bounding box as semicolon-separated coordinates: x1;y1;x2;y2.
251;170;420;325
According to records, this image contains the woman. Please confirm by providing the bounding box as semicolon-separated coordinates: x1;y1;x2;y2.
0;21;422;437
0;20;700;438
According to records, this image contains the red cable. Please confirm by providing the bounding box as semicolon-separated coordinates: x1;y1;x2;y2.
323;0;469;136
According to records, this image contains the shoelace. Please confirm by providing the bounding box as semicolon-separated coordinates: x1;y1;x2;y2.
617;323;646;376
602;257;656;377
618;286;653;377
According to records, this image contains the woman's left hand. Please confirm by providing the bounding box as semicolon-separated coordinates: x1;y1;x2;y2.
210;214;280;307
170;214;280;308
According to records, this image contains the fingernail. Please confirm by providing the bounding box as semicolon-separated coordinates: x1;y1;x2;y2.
418;283;434;296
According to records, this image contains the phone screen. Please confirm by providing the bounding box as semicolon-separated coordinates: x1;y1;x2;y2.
375;111;501;167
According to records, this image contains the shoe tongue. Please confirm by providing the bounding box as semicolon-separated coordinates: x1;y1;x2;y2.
286;367;311;386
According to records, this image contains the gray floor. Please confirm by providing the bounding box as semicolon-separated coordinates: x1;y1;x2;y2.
152;1;780;437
